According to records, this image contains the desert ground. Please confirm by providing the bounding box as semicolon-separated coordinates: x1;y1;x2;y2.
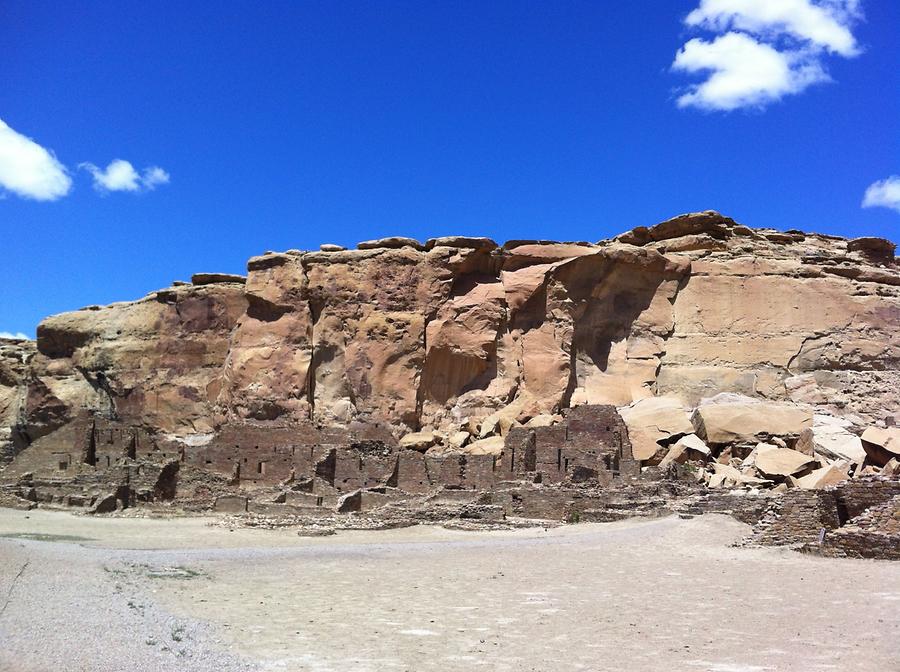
0;509;898;672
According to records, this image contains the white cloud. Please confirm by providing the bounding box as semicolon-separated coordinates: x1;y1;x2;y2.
0;331;30;340
142;166;170;189
686;0;861;56
673;32;829;110
81;159;140;191
80;159;170;193
862;176;900;214
0;118;72;201
673;0;862;111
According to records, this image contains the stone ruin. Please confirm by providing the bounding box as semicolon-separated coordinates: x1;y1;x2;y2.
4;399;898;557
0;404;639;517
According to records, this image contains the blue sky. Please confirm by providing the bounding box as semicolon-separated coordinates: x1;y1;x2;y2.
1;0;898;336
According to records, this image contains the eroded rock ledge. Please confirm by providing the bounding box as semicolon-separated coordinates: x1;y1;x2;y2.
1;211;899;556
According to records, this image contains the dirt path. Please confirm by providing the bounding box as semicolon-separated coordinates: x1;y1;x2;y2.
0;509;898;671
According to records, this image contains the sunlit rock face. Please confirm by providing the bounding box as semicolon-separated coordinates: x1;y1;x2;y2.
5;211;899;457
30;282;248;438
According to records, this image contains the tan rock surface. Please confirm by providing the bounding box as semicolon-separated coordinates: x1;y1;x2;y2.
795;463;850;489
797;415;866;464
619;397;693;461
461;435;504;455
692;395;813;445
399;431;438;451
753;446;817;477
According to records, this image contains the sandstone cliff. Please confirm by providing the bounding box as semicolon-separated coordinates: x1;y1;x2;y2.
5;211;897;456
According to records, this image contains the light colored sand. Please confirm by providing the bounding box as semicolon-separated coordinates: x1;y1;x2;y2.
1;508;898;672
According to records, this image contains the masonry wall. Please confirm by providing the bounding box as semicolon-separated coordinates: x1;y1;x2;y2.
752;490;842;546
5;405;645;512
832;478;900;521
501;404;636;484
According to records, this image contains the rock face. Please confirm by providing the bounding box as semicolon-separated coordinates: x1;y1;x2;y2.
2;212;899;518
32;283;247;436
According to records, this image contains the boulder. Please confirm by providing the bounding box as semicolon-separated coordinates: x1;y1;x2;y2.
882;458;900;477
464;435;504;456
503;243;597;271
524;413;560;428
88;493;119;514
795;463;850;490
796;415;866;464
319;243;346;252
336;489;363;513
652;233;727;254
399;431;438;451
619;396;693;461
478;406;520;438
658;433;710;467
860;427;900;467
617;211;734;246
754;446;817;477
447;431;470;448
711;462;769;486
691;395;812;445
708;472;727;488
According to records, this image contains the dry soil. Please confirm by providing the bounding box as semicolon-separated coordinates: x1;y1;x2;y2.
0;509;898;672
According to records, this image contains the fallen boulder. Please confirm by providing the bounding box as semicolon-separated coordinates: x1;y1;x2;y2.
446;431;470;448
399;431;438;451
465;435;505;456
710;462;769;487
754;445;817;477
619;396;693;461
882;458;900;477
860;427;900;467
692;395;812;445
658;433;710;467
796;415;866;464
337;490;363;513
795;463;850;490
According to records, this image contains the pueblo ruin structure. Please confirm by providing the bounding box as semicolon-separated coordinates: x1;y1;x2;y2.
2;212;899;557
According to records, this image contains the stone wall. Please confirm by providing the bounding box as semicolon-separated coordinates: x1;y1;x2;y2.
811;493;900;560
500;404;636;485
831;478;900;521
752;477;900;552
2;404;633;510
752;490;842;546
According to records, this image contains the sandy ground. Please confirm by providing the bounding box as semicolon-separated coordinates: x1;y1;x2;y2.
0;509;898;672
